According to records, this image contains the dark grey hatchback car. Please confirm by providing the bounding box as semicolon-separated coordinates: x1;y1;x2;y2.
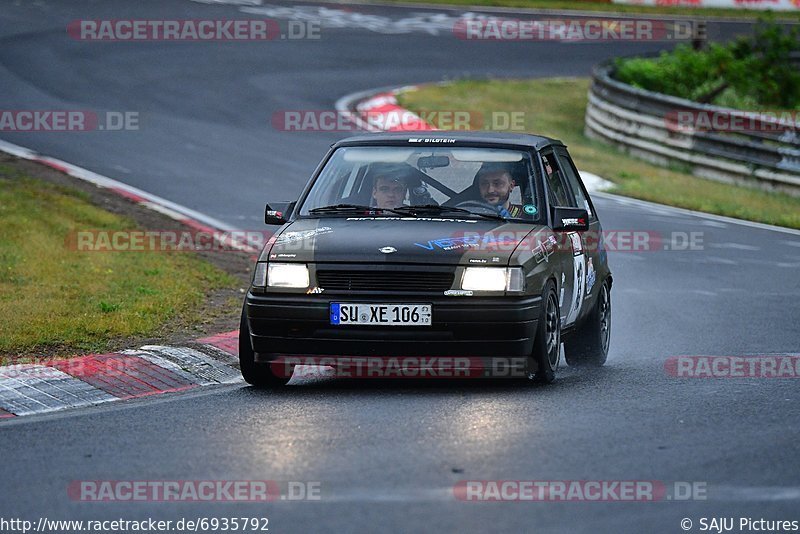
240;132;612;386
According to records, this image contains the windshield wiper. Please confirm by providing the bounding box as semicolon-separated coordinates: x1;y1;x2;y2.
392;205;505;221
308;204;404;216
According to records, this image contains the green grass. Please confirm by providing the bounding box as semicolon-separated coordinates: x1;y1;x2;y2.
383;0;800;20
396;78;800;229
0;168;235;357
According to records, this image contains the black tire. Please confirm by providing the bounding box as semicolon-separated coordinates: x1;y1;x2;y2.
239;302;291;387
528;281;560;384
564;280;611;367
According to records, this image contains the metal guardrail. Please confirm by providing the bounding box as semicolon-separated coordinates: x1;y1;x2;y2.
585;60;800;197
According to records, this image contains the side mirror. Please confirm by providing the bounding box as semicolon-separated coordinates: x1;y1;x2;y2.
551;207;589;232
264;201;296;225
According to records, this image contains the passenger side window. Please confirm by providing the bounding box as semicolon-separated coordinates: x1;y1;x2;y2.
541;152;575;208
556;150;593;219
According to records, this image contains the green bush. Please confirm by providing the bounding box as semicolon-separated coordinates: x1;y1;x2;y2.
614;20;800;110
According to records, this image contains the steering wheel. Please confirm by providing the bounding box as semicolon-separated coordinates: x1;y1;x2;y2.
453;199;500;215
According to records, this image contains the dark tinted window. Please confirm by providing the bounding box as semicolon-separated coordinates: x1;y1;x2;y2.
556;149;593;219
541;151;575;207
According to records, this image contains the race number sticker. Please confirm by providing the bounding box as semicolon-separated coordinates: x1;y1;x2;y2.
565;232;585;325
585;258;596;299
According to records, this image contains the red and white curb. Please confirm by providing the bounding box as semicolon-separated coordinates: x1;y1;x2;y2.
335;85;614;192
335;85;435;133
0;136;260;420
0;331;241;419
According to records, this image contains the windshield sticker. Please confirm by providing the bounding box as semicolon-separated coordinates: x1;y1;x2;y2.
275;226;332;245
408;138;456;143
523;204;537;215
346;217;477;223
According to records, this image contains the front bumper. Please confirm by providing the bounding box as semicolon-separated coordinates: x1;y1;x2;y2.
246;292;541;360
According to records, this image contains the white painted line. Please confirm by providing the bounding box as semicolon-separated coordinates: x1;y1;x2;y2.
699;220;729;228
705;256;739;265
578;171;613;193
593;191;800;236
712;485;800;502
194;0;799;24
313;0;800;23
708;243;760;251
140;201;189;221
0;138;237;233
0;139;36;159
321;487;454;503
0;138;265;254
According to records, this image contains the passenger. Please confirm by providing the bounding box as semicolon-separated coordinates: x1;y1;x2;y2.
475;163;522;218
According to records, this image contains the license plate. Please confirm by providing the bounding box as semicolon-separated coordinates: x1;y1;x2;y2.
330;303;432;326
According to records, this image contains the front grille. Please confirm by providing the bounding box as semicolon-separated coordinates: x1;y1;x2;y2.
316;270;454;292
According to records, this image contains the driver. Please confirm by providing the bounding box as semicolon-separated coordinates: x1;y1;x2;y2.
372;174;409;209
475;163;522;218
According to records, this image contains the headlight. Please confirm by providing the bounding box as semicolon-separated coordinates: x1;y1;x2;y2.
267;263;310;289
461;267;524;293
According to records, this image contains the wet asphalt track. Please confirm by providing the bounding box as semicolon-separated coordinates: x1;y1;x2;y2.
1;1;799;532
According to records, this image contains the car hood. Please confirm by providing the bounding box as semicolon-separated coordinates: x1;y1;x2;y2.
262;216;542;266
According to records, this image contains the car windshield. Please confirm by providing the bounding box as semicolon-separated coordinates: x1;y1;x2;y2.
298;146;542;222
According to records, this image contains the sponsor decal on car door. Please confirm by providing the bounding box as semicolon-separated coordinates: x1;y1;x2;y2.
565;231;585;325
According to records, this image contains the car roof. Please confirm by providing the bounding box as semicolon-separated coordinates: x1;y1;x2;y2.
332;131;564;151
